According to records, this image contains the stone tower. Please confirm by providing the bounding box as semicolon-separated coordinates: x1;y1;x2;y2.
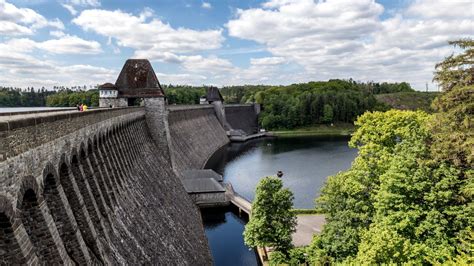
98;83;121;107
206;87;231;131
99;59;165;108
100;59;170;154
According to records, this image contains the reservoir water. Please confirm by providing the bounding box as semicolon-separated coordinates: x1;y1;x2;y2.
202;136;357;265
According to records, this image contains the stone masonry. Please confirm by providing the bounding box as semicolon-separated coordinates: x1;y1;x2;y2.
0;107;212;264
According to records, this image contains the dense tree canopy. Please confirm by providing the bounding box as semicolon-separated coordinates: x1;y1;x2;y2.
0;87;54;107
309;109;472;264
431;39;474;169
253;80;384;129
433;39;474;92
163;85;206;104
46;89;99;107
308;39;473;265
220;81;415;105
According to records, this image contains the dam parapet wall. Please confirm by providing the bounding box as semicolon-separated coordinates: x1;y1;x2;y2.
0;107;143;162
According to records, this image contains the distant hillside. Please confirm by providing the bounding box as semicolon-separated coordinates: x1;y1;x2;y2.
375;91;440;112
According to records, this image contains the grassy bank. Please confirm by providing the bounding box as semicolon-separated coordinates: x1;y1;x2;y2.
270;123;354;137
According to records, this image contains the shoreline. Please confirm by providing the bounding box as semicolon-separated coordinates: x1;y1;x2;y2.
270;123;355;137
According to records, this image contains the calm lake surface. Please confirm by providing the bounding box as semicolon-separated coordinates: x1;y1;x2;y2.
206;136;357;208
202;207;259;266
202;136;357;265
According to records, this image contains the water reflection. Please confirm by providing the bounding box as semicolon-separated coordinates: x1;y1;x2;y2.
202;207;260;266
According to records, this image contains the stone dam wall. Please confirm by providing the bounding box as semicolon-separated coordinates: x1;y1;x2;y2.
167;105;230;172
225;104;259;135
0;103;258;264
0;107;211;265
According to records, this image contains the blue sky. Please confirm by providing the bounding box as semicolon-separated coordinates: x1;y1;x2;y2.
0;0;472;90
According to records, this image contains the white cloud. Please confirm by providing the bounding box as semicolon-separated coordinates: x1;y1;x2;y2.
61;0;101;15
228;0;383;44
37;35;102;54
73;8;224;57
157;72;207;85
49;30;65;37
0;20;32;35
202;2;212;9
0;1;108;89
66;0;100;7
1;35;102;55
0;0;64;36
227;0;474;90
61;4;77;15
181;55;235;73
250;57;286;66
0;42;114;88
133;51;235;74
1;0;472;89
405;0;472;19
47;18;65;30
61;0;101;16
139;7;154;20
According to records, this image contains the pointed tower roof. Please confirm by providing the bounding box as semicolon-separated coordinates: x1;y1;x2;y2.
206;87;223;102
114;59;165;98
98;83;117;90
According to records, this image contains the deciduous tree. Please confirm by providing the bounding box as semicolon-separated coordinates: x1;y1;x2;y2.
244;176;297;254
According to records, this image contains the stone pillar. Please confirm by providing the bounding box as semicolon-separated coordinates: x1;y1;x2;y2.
211;101;231;131
144;97;173;165
253;103;261;115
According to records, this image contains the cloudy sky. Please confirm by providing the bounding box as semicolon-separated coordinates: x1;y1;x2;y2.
0;0;472;90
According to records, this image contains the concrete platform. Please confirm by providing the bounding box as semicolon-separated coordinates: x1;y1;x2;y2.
292;214;326;247
182;169;223;182
229;132;272;142
181;178;225;193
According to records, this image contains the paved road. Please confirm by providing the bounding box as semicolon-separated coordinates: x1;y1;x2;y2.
292;214;326;247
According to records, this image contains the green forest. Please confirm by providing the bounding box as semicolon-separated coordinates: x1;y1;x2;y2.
163;85;206;104
219;81;413;104
0;87;55;107
0;87;99;107
0;85;207;107
218;80;419;130
46;89;99;107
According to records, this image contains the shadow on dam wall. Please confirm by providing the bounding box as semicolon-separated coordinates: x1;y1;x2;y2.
0;106;216;264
